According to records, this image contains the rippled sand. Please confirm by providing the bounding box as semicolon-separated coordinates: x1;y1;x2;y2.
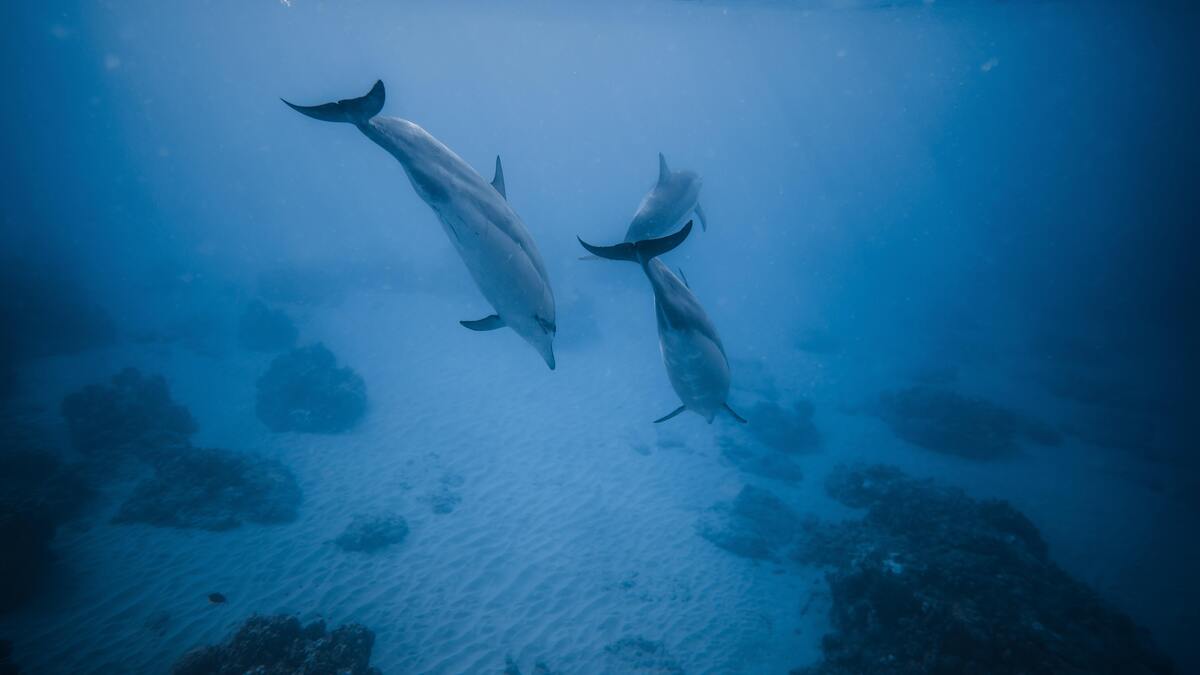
1;289;830;673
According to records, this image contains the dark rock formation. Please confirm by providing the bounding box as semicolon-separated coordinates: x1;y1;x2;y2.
238;300;298;353
60;368;196;460
697;485;802;560
170;614;380;675
873;386;1060;459
255;344;367;434
334;514;408;553
114;447;301;531
793;464;1174;675
603;636;684;675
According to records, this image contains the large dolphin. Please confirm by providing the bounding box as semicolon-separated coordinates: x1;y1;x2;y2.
283;80;557;369
624;153;708;242
578;221;745;424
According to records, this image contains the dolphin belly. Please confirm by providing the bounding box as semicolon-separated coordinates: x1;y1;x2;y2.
441;207;552;327
658;321;730;422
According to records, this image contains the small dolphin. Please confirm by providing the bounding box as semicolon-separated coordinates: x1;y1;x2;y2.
283;81;557;369
626;153;708;242
578;222;745;424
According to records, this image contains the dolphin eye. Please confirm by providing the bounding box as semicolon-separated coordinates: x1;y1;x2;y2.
536;316;556;335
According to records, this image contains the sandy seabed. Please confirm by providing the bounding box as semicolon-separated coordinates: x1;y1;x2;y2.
0;288;1186;673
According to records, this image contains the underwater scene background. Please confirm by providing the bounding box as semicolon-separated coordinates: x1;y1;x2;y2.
1;1;1197;673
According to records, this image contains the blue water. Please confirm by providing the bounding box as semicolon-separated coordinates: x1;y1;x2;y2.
1;1;1196;673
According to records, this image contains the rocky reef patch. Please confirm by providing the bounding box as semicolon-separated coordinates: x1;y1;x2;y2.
792;464;1174;674
170;614;380;675
872;386;1060;459
255;344;367;434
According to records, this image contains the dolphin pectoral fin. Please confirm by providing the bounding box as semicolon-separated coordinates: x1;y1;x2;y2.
694;201;708;232
282;80;385;125
460;315;506;331
491;156;506;199
723;403;748;424
676;267;690;288
658;152;671;185
653;405;688;424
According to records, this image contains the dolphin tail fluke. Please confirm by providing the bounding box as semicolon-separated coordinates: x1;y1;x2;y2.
282;80;385;125
654;405;687;424
576;220;693;264
724;403;748;424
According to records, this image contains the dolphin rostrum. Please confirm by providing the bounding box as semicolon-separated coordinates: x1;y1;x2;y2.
283;80;557;369
578;221;745;424
625;153;708;242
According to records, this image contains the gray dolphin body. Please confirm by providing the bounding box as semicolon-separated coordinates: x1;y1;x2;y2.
578;222;744;424
283;81;556;369
624;153;708;242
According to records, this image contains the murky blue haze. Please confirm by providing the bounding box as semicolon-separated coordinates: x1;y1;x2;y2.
1;1;1196;673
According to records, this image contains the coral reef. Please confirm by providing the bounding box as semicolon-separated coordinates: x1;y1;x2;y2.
334;514;409;553
60;368;196;460
793;464;1174;675
238;300;298;353
255;344;367;434
873;386;1060;459
170;614;380;675
697;485;802;560
114;447;301;531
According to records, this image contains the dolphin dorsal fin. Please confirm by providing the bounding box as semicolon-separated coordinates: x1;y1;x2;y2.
492;156;506;199
658;153;670;185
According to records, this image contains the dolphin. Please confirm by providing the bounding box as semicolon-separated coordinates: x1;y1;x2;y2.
282;80;557;369
625;153;708;242
578;221;745;424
